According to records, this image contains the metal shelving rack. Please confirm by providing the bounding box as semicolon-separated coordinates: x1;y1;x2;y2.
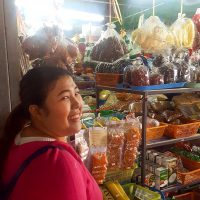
96;85;200;191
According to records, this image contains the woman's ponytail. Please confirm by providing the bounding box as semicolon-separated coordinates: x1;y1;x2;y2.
0;103;29;184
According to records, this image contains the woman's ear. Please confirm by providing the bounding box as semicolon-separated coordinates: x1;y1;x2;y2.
29;105;43;120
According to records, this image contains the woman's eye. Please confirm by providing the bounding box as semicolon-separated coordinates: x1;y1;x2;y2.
75;91;80;96
62;96;70;100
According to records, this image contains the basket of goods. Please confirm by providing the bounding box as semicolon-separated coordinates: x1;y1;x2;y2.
172;145;200;185
174;191;200;200
138;117;168;141
165;122;200;138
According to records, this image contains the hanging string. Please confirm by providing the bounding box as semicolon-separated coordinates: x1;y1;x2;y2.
109;0;112;24
180;0;183;15
113;0;123;25
153;0;155;16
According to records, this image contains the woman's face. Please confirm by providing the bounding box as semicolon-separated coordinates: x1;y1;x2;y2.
37;76;83;138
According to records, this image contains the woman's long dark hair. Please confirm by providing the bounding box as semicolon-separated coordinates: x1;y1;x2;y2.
0;66;72;185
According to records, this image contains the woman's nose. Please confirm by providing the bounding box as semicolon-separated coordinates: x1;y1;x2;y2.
71;95;82;109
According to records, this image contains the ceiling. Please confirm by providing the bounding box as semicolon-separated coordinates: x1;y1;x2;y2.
63;0;200;29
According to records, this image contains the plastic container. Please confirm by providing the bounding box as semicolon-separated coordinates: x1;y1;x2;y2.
95;73;123;86
105;168;135;183
165;122;200;138
180;155;200;171
122;183;161;200
174;191;200;200
177;168;200;185
147;123;168;141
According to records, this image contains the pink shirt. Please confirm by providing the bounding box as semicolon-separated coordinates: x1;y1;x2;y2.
3;140;102;200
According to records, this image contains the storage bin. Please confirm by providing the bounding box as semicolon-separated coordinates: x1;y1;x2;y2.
147;123;168;141
165;122;200;138
96;73;123;87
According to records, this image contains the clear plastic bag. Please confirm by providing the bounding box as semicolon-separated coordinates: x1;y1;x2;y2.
90;147;108;184
170;14;195;48
91;24;128;63
149;68;164;85
131;63;150;86
107;121;124;170
22;25;61;60
173;59;191;82
193;8;200;34
132;16;174;54
159;58;178;84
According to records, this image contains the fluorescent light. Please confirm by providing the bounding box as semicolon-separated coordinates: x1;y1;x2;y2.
59;8;104;22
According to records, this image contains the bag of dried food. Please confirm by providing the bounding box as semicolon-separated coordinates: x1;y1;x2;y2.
90;23;128;63
170;14;195;48
131;63;150;86
159;57;178;84
132;16;174;54
107;121;124;170
149;67;164;85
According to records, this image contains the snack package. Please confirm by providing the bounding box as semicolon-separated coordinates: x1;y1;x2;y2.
22;25;60;60
90;24;128;63
131;64;150;86
75;130;89;162
107;121;124;170
170;14;195;48
123;122;140;169
150;67;164;85
173;58;191;82
192;8;200;33
132;16;174;54
90;147;108;184
162;110;183;123
159;58;178;84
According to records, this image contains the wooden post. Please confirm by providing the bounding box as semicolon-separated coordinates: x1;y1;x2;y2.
0;0;20;136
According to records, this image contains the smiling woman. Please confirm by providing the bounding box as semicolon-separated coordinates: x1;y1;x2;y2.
0;66;102;200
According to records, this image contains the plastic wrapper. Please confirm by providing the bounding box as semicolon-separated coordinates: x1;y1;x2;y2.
173;59;191;82
170;15;195;48
22;25;60;60
107;121;124;170
137;116;160;128
153;54;166;68
150;68;164;85
150;101;173;112
159;60;178;83
90;147;108;184
192;8;200;33
132;16;174;54
75;130;89;162
162;110;183;123
90;24;128;63
95;59;132;74
123;123;140;169
131;64;150;86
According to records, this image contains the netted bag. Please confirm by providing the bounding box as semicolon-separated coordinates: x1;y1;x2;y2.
91;24;128;63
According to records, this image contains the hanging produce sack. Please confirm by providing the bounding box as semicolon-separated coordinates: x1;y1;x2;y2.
132;16;174;54
90;23;128;63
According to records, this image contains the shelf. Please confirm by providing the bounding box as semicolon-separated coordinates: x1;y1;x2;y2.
96;85;200;95
147;134;200;149
161;180;200;193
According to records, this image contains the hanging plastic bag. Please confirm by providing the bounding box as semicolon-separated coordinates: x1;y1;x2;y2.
170;14;195;48
132;16;174;54
90;24;128;63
